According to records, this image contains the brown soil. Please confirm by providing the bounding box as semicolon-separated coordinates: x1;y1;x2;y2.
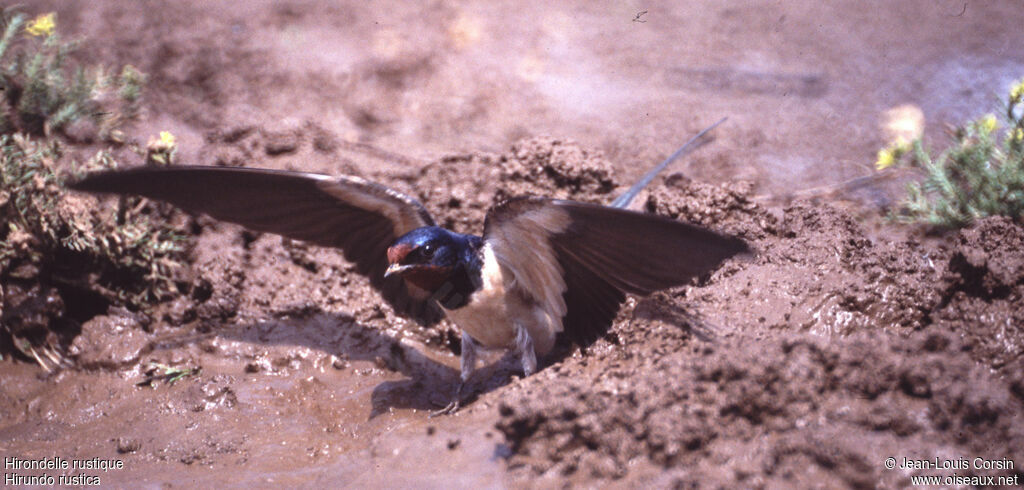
3;1;1024;487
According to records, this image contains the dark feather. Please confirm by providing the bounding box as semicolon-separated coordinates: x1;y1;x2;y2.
552;200;750;295
70;166;442;323
484;196;749;346
554;251;625;345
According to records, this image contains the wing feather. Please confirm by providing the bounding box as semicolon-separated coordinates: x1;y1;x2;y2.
482;198;571;326
70;165;442;323
483;196;749;345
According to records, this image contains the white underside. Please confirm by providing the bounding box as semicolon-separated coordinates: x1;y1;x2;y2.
442;244;559;356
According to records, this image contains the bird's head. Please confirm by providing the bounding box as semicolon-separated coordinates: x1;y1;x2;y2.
385;227;463;293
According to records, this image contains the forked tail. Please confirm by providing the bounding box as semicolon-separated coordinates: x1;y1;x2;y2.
610;117;727;209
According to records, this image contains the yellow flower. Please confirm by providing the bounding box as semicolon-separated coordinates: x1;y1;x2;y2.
875;140;910;171
1010;78;1024;103
146;131;177;165
881;104;925;144
979;114;998;134
875;148;896;170
25;13;56;37
1014;127;1024;143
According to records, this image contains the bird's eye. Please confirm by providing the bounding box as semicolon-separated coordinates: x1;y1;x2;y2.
420;244;434;258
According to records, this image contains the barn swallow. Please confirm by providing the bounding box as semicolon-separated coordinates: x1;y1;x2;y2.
70;120;748;414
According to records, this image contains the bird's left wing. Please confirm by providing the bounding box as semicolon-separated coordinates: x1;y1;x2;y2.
70;165;442;323
482;196;750;345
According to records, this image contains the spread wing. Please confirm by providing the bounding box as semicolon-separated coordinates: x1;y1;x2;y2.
70;165;442;323
482;196;750;345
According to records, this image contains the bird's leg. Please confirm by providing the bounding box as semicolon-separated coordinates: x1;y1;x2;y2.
431;330;478;417
513;323;537;377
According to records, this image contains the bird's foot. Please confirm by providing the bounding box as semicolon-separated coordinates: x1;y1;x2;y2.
429;381;465;417
429;398;461;418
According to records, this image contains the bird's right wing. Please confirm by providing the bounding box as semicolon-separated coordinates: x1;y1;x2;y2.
70;165;442;323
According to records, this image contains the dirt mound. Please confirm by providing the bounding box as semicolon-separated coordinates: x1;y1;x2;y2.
495;197;1024;485
497;330;1023;487
413;136;621;234
645;174;777;240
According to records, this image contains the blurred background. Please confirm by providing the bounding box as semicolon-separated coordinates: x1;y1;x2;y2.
32;0;1023;200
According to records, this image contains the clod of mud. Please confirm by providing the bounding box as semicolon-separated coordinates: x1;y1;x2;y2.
934;216;1024;371
645;174;777;240
68;311;151;370
944;216;1024;299
116;437;143;454
498;137;618;201
261;127;302;156
414;136;622;234
182;375;238;412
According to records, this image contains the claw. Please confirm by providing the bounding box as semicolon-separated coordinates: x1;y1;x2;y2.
28;346;52;373
430;398;461;418
42;345;64;367
429;381;465;417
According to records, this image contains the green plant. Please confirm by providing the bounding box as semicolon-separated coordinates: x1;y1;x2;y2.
0;9;145;139
1;134;188;308
0;134;190;369
0;8;180;370
137;361;201;387
884;79;1024;227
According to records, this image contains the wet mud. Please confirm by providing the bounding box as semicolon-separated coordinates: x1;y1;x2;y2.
3;1;1024;488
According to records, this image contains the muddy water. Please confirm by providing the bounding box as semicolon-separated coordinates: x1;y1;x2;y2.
3;0;1024;487
1;318;513;487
